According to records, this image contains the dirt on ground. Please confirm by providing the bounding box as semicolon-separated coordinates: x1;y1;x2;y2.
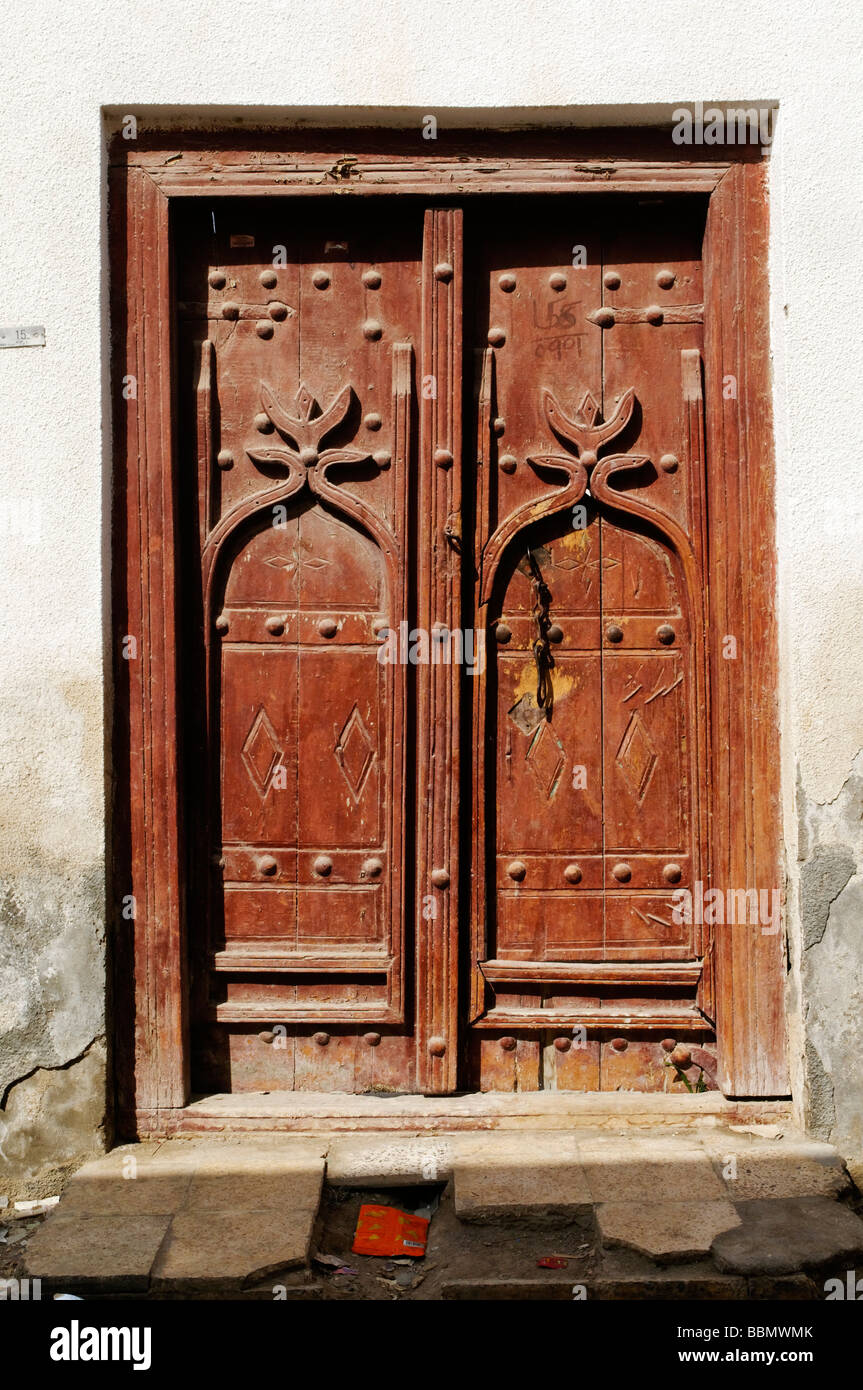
287;1181;596;1300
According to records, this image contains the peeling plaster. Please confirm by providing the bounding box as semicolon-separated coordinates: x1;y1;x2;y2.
793;754;863;1157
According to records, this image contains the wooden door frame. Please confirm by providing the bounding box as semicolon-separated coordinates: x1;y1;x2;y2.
110;127;787;1137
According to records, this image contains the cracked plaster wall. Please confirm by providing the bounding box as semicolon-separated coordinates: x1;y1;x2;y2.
1;0;862;1184
788;758;863;1159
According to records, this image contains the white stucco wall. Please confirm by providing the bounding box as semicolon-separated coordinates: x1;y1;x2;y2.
1;0;862;1182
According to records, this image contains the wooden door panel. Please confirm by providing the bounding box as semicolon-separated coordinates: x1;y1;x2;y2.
220;647;298;845
296;651;383;847
178;200;439;1091
468;198;713;1085
602;648;688;853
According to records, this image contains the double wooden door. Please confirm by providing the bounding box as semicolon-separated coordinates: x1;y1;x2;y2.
177;194;716;1095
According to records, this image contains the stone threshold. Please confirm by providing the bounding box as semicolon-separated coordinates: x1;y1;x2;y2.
23;1122;860;1297
153;1090;795;1136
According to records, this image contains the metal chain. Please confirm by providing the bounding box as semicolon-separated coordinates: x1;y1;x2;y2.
525;548;554;717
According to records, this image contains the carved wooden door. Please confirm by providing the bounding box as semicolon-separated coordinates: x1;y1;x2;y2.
465;199;717;1091
178;200;460;1094
177;194;716;1095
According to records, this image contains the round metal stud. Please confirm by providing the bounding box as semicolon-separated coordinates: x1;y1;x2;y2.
659;453;679;473
221;301;240;320
646;305;664;325
373;450;391;469
434;262;454;282
499;454;517;474
606;623;624;643
265;616;285;635
312;270;330;289
361;857;384;878
363;319;383;340
434;448;454;469
216;450;234;470
547;623;564;644
313;854;333;877
428;1037;446;1056
260;269;278;288
564;863;582;884
364;412;383;431
488;327;506;347
660;1037;677;1053
313;1031;330;1046
214;613;229;633
507;859;527;882
554;1036;572;1052
258;1030;276;1044
256;320;274;339
657;624;676;645
318;617;338;638
493;417;506;435
549;272;567;291
208;270;226;289
254;412;273;433
656;268;676;289
663;862;683;884
268;301;289;321
603;271;621;290
671;1044;692;1069
610;1037;628;1052
372;618;389;636
257;854;278;876
299;446;318;466
593;307;615;328
431;868;450;889
499;1036;517;1052
494;622;512;643
612;862;632;882
498;273;517;292
364;1032;382;1047
362;269;382;289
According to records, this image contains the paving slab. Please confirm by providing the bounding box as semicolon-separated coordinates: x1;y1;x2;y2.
147;1138;329;1172
453;1135;591;1221
442;1278;578;1300
592;1272;748;1299
701;1135;850;1200
183;1165;323;1211
597;1200;741;1262
151;1208;315;1291
24;1212;172;1292
579;1139;726;1202
712;1197;863;1275
747;1274;819;1299
59;1171;193;1215
325;1135;454;1186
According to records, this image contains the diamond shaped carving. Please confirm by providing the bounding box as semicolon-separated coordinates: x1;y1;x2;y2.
263;553;299;572
335;703;375;802
616;712;658;802
525;721;566;800
241;706;283;799
263;544;331;574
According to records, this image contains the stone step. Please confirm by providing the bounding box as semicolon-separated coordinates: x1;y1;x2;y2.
24;1139;326;1294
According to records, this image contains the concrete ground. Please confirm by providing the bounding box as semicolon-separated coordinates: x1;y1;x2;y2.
17;1107;863;1300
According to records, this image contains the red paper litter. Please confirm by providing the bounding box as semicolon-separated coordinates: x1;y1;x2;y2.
352;1204;430;1258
